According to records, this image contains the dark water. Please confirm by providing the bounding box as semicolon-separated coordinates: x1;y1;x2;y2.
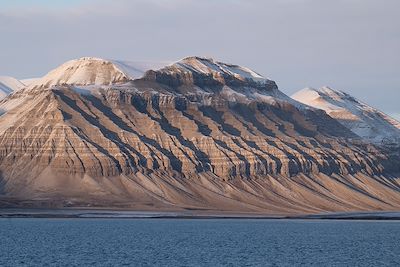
1;219;400;266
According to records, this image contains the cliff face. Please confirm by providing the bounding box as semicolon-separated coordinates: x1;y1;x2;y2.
0;57;399;213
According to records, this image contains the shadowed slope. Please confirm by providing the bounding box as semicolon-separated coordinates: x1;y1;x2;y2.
0;57;399;213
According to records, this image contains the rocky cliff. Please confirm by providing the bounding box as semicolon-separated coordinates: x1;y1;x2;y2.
0;57;399;214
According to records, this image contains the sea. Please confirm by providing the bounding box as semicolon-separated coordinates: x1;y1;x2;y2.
0;218;399;266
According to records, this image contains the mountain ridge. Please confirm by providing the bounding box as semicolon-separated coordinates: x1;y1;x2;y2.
292;86;400;144
0;76;26;100
0;57;399;213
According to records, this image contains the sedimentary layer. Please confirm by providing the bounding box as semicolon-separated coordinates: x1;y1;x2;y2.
0;56;399;213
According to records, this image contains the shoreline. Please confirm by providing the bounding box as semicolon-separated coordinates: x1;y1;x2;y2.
1;208;400;220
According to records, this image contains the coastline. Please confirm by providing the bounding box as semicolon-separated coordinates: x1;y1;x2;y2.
1;208;400;220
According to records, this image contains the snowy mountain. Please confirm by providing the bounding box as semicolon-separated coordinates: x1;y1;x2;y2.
139;56;299;105
20;77;39;86
292;86;400;144
0;56;399;212
0;76;25;100
25;56;296;106
29;57;170;88
173;56;269;84
28;56;271;88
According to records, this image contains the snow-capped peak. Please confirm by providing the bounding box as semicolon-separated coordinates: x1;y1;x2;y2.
29;57;126;87
172;56;269;84
292;87;400;143
27;56;272;89
29;57;170;88
293;86;349;102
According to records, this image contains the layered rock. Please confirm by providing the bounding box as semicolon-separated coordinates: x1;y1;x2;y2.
0;57;399;213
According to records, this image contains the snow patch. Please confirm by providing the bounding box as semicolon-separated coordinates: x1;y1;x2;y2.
175;57;269;84
29;57;170;88
0;76;26;100
110;60;170;79
21;77;39;86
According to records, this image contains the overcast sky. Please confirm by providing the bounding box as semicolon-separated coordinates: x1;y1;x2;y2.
1;0;399;119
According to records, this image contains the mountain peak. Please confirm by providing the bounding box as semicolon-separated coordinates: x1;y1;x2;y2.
293;87;358;106
25;56;272;89
172;56;268;84
29;57;129;87
318;86;353;100
28;57;170;88
292;86;400;143
180;56;215;62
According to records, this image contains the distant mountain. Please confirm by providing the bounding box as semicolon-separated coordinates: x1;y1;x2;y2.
292;87;400;144
20;77;39;87
0;76;25;100
0;57;399;213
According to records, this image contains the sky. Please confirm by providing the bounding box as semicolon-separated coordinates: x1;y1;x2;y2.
0;0;399;120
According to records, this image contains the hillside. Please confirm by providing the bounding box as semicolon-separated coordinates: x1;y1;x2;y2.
0;57;399;214
292;87;400;144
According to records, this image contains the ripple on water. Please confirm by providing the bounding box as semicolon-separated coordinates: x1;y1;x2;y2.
0;219;400;266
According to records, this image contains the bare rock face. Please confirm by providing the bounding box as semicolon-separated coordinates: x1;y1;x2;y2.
143;56;278;91
0;57;399;213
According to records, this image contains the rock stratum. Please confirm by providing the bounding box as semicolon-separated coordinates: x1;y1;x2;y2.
0;56;399;215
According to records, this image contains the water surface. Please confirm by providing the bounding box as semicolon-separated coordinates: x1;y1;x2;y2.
1;219;399;266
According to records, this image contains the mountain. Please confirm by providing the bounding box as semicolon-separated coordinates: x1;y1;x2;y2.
292;87;400;144
20;78;39;87
29;57;170;88
0;57;399;214
0;76;25;100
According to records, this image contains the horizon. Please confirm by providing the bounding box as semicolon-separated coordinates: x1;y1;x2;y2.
1;0;399;120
